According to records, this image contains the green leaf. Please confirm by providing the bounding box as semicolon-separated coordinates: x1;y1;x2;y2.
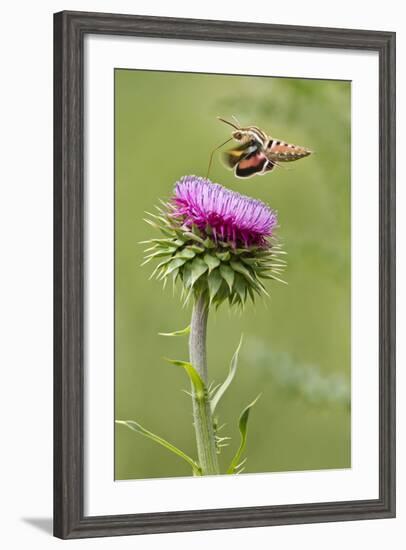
169;269;180;293
233;248;251;255
247;285;256;304
213;282;229;308
158;325;190;337
191;224;203;237
189;257;209;287
227;394;261;474
240;256;260;266
220;264;235;292
258;273;288;284
211;335;243;413
189;245;205;254
165;358;205;400
233;273;247;304
203;237;215;249
207;268;223;302
173;239;186;247
148;257;173;279
260;261;287;268
204;253;221;272
230;260;255;283
176;248;196;260
143;218;160;231
165;257;187;277
255;249;277;257
116;420;201;475
142;248;176;264
183;231;205;244
158;226;175;238
216;251;231;262
140;237;175;246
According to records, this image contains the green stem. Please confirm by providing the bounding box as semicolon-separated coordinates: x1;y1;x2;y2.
189;293;219;475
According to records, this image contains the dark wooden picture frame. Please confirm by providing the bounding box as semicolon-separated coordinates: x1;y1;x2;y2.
54;10;396;539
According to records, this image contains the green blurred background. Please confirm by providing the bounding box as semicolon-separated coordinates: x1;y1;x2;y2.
114;69;351;480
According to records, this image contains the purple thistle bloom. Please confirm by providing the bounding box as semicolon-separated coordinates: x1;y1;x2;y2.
172;175;278;247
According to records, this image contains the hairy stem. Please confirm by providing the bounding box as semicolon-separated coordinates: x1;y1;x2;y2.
189;293;219;475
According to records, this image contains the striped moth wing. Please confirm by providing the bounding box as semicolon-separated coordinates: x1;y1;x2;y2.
223;141;276;178
235;151;275;178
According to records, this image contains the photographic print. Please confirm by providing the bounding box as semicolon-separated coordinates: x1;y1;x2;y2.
54;11;395;538
114;69;351;480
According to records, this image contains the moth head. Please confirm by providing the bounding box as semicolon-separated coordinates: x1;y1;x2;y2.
232;130;244;142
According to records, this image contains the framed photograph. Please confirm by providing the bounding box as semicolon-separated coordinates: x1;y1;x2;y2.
54;10;396;539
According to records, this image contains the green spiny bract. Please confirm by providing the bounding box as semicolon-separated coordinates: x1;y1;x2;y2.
141;203;286;308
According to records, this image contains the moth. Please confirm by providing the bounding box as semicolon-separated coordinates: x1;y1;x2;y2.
214;117;312;178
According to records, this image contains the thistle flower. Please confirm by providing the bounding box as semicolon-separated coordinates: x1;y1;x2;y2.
142;175;286;307
173;176;277;247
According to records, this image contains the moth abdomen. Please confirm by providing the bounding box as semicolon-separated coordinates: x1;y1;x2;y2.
266;139;312;162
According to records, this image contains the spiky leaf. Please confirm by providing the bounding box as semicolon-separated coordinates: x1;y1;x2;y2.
216;251;231;262
207;268;223;303
227;394;261;475
233;273;247;304
230;260;255;283
211;335;243;413
182;231;205;244
189;257;209;287
165;258;187;276
203;253;221;272
220;264;235;292
165;358;205;400
176;248;196;260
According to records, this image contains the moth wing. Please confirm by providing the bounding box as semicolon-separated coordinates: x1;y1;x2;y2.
258;160;277;175
234;151;268;178
222;143;252;169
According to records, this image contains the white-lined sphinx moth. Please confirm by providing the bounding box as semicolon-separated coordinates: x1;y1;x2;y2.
217;117;313;178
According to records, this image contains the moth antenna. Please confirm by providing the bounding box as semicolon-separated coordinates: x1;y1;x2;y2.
231;114;241;127
217;116;239;130
206;137;233;179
